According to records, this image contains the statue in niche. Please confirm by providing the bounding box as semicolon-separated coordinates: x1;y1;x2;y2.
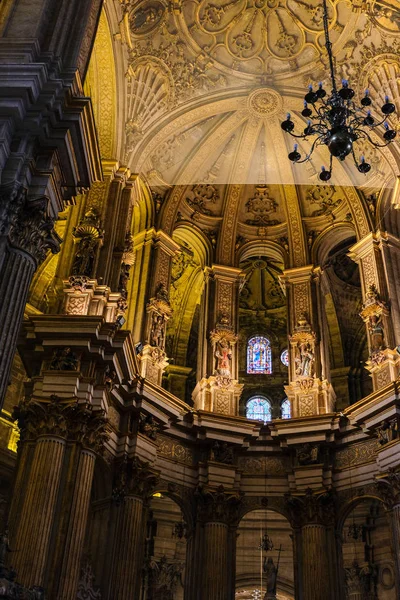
215;339;232;378
71;237;97;277
295;342;315;378
150;314;165;349
263;556;278;598
50;347;78;371
368;313;385;352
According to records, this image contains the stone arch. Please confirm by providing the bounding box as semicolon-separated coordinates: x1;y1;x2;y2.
164;224;210;401
235;505;294;599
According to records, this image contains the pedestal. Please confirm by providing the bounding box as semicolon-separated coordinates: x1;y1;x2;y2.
366;348;400;390
193;376;244;415
285;377;335;417
138;344;169;386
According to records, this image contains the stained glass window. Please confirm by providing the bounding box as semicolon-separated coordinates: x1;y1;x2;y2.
280;349;289;367
247;336;272;374
246;397;272;423
281;398;291;419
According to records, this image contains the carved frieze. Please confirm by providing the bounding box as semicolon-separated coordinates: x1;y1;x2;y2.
157;436;194;465
335;439;379;469
237;456;287;476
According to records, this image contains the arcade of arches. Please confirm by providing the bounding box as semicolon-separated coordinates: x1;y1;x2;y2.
2;0;400;599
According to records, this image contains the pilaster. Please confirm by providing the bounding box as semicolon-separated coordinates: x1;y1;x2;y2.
282;266;335;417
349;233;400;390
194;265;243;416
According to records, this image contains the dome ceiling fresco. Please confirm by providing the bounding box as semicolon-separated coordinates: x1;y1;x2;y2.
116;0;400;188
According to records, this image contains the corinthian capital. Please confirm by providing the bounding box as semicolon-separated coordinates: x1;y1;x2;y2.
0;182;61;265
13;396;109;452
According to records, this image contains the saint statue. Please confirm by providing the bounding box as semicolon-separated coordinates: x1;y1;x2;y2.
263;556;278;598
295;342;315;377
368;313;385;352
215;339;232;378
150;314;165;349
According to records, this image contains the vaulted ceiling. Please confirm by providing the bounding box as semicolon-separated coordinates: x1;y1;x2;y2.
112;0;400;189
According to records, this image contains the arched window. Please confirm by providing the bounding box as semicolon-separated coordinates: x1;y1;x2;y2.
280;348;289;367
281;398;291;419
246;396;272;423
247;336;272;374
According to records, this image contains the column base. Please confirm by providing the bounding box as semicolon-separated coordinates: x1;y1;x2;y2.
193;377;244;415
138;344;168;386
366;348;400;390
285;377;336;417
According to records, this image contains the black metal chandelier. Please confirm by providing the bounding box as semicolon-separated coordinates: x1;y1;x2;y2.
280;0;397;181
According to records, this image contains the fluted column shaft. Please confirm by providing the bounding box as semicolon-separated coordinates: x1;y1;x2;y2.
57;448;96;600
389;504;400;596
12;435;66;587
202;521;230;600
108;495;146;600
301;523;330;600
0;246;35;403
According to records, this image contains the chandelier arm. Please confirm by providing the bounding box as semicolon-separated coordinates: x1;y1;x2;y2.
295;136;324;163
353;128;391;148
369;118;390;129
322;0;336;91
286;131;314;140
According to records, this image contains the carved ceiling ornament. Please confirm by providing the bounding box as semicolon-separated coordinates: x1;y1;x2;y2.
247;88;283;119
189;0;337;75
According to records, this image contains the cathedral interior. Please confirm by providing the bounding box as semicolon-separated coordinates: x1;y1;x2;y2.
2;0;400;599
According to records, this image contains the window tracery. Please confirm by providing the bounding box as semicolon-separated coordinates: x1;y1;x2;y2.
245;397;272;423
247;336;272;374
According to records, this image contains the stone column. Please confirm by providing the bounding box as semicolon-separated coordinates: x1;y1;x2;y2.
281;266;335;417
196;486;241;600
10;395;108;594
375;471;400;596
10;398;69;587
108;457;158;600
302;523;330;599
0;183;61;406
349;233;400;390
286;489;336;600
203;522;229;599
193;265;243;416
56;408;106;600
